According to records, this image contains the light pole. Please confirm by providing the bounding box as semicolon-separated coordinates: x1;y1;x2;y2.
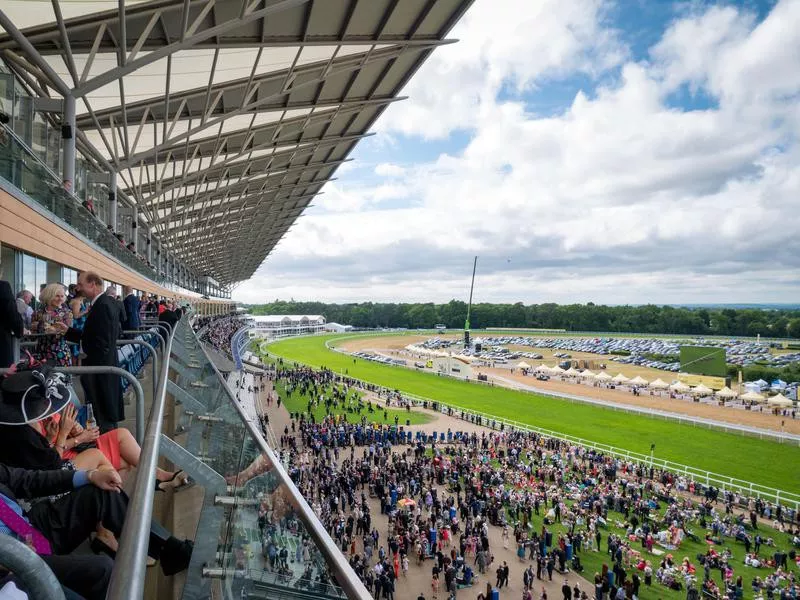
649;443;656;468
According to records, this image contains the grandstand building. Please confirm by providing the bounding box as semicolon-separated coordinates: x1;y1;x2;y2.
251;314;327;336
0;1;472;599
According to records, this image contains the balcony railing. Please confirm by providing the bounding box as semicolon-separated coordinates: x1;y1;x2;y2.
0;123;186;292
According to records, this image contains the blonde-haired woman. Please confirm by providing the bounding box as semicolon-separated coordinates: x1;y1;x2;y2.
31;283;73;366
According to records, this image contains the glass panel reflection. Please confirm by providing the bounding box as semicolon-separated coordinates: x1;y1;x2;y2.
170;322;348;600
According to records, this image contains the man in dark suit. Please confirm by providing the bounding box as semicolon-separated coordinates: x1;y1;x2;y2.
121;286;141;331
66;271;123;431
0;279;23;368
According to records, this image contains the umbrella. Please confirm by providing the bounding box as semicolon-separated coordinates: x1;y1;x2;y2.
595;372;613;381
629;375;649;386
715;386;738;399
669;381;691;393
739;391;765;403
612;373;630;383
649;378;669;390
691;384;713;396
516;361;531;370
397;498;416;508
767;393;793;407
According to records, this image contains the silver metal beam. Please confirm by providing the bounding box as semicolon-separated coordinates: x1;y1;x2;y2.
73;0;313;97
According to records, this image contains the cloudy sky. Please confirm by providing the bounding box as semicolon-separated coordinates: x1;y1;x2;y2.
234;0;800;305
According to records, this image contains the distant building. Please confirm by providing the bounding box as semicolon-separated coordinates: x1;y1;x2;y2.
325;322;353;333
250;315;326;337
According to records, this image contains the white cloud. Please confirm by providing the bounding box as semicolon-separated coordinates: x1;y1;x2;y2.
374;163;406;177
235;0;800;305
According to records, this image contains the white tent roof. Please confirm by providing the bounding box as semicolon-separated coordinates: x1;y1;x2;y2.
612;373;630;383
564;367;581;376
550;365;566;374
740;391;766;402
629;375;649;386
535;364;551;373
649;378;669;389
670;381;691;392
715;386;738;398
767;394;793;407
581;369;596;378
692;384;713;396
595;371;613;381
517;361;532;369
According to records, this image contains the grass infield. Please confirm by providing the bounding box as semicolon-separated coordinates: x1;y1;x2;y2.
265;335;800;495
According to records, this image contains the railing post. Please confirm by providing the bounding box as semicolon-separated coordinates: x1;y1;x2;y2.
61;95;75;191
0;535;65;600
105;318;176;600
116;339;158;405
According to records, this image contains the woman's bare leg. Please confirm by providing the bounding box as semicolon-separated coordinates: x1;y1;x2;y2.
115;428;174;481
71;448;114;471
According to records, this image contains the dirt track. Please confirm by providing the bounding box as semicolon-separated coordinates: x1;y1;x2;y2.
337;336;800;435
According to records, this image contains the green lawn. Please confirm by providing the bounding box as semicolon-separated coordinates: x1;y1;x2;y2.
265;335;800;495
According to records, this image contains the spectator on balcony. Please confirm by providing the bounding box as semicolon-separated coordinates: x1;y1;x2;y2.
121;286;140;331
1;280;23;368
31;283;73;367
65;272;123;432
15;289;33;330
82;198;95;217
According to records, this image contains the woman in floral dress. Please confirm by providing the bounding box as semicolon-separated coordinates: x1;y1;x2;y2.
32;283;73;366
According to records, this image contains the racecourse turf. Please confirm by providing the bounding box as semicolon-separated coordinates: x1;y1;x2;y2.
265;335;800;495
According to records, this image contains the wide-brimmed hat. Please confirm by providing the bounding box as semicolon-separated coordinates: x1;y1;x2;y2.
0;365;75;425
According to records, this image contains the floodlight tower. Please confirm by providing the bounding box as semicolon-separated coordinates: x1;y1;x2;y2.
464;256;478;348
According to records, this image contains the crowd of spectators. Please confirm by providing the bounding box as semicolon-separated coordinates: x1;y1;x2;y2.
223;361;800;600
197;314;249;353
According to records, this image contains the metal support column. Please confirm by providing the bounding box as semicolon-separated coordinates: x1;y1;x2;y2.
132;206;139;252
62;95;76;191
147;229;153;263
109;173;118;232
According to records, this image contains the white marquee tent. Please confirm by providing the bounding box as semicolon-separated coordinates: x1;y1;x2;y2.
767;394;793;407
739;391;765;403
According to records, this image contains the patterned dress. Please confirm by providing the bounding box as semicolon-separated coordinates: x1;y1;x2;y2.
33;305;73;366
69;298;89;360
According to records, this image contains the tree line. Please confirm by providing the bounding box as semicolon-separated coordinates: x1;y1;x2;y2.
248;300;800;339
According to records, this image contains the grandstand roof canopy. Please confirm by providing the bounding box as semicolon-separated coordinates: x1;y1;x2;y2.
0;0;472;286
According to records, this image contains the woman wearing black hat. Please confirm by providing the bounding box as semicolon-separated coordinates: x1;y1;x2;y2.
0;366;194;574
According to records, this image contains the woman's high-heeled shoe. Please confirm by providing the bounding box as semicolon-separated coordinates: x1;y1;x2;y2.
156;470;194;492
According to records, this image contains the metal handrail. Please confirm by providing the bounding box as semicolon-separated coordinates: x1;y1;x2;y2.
116;339;158;402
124;328;165;355
192;324;373;599
0;535;65;600
105;317;176;599
0;366;146;443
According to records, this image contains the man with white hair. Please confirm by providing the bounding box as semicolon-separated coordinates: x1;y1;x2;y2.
14;290;33;330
